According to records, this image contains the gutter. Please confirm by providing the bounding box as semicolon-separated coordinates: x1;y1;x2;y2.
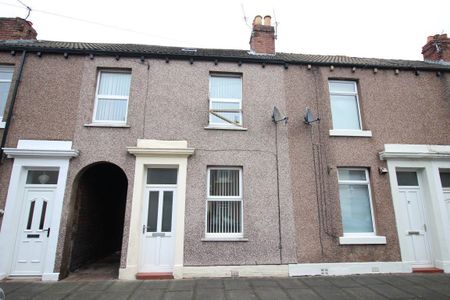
0;50;27;161
1;46;450;72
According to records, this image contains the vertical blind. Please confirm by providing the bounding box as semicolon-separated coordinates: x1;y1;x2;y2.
207;201;241;234
95;72;131;122
209;76;242;99
209;169;240;196
207;169;242;235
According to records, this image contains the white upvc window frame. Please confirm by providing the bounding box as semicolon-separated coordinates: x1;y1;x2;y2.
328;80;372;137
92;70;131;125
208;74;243;129
0;65;14;128
205;167;244;239
338;168;377;237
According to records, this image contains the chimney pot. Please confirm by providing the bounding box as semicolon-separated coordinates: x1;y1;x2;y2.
253;15;262;26
264;15;272;26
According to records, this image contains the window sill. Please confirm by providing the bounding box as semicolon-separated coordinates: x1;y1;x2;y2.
201;237;248;242
84;123;130;128
329;129;372;137
339;236;386;245
0;121;5;129
204;125;247;131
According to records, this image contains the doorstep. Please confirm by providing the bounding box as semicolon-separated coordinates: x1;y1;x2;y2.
135;272;174;280
412;267;444;273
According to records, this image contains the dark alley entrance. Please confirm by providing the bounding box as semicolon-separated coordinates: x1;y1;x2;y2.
67;162;127;280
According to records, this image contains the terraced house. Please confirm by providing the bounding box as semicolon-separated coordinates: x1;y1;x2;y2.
0;16;449;281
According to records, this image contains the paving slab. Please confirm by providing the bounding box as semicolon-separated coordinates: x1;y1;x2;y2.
351;275;386;285
226;289;258;300
223;279;251;290
163;290;193;300
253;287;291;300
311;286;356;300
168;279;195;291
275;277;309;289
196;288;225;300
343;286;388;300
129;288;165;299
328;276;361;287
367;283;415;299
196;278;223;289
4;282;52;300
249;278;280;288
140;279;171;289
285;288;323;300
396;284;450;300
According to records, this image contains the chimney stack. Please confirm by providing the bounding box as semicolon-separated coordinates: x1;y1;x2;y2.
422;33;449;62
249;15;275;55
0;17;37;40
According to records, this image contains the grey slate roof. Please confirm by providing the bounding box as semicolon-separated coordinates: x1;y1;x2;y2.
1;39;449;71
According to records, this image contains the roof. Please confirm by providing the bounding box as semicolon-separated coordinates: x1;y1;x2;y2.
1;39;449;71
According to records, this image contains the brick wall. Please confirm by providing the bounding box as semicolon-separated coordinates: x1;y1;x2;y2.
422;34;450;62
0;17;37;40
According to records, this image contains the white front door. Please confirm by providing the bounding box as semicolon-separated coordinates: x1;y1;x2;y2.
139;188;177;272
396;171;433;266
12;188;55;275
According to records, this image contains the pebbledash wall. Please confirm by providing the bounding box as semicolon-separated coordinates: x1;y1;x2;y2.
1;18;450;280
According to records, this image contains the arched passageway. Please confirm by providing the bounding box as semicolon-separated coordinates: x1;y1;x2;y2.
67;162;127;279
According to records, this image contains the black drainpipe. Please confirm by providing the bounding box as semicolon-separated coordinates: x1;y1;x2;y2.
0;50;27;162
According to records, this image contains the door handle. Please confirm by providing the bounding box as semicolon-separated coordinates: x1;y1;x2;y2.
408;230;420;235
43;227;50;237
142;225;146;234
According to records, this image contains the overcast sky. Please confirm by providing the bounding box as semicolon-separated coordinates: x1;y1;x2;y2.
1;0;449;60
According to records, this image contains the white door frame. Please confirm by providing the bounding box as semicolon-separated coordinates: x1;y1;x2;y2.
380;144;450;273
120;139;194;280
0;140;78;281
139;185;177;272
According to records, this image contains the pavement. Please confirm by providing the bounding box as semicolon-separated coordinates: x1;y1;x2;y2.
1;274;450;300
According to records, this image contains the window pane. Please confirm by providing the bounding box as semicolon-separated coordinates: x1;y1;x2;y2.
147;191;159;232
330;95;361;129
207;200;241;233
26;170;59;184
339;184;374;233
440;172;450;188
95;98;127;122
0;81;13;117
210;112;242;125
329;81;356;93
98;72;131;96
210;169;240;196
26;201;35;230
161;191;173;232
396;172;419;186
39;201;47;230
147;168;178;184
210;76;242;99
211;101;240;110
0;67;14;81
338;169;366;181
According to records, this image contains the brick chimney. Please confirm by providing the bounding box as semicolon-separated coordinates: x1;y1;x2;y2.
422;33;449;62
0;17;37;40
249;15;275;55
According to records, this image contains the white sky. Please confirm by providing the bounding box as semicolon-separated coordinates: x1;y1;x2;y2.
1;0;449;60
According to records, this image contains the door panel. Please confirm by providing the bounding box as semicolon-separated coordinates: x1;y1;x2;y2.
12;189;54;275
140;189;176;272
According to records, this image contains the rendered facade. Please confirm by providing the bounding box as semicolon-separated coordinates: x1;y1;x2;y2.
0;16;449;281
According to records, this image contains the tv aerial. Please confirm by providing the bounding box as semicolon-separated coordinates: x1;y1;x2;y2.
304;107;320;125
272;106;288;124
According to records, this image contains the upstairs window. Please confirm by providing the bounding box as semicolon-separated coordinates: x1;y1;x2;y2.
209;74;242;128
0;66;14;127
328;80;362;130
93;71;131;124
338;168;376;236
206;167;243;238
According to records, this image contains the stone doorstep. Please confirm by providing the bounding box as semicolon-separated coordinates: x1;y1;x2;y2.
412;267;444;273
135;272;174;280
